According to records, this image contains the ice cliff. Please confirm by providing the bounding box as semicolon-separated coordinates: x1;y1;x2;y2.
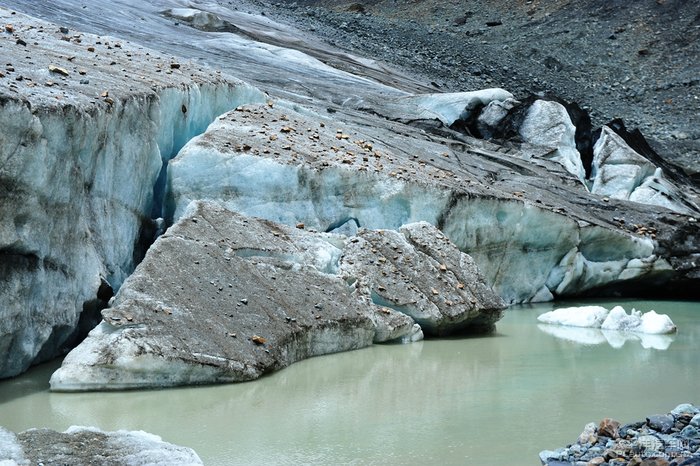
0;8;266;378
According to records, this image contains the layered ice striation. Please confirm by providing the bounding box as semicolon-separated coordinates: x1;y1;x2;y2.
0;9;266;378
166;103;674;305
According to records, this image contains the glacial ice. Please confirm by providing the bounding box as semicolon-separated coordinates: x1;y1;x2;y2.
166;103;671;305
0;8;269;378
391;88;514;125
537;306;677;334
518;100;586;182
591;126;696;214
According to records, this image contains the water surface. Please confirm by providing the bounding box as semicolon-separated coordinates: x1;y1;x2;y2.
1;299;698;464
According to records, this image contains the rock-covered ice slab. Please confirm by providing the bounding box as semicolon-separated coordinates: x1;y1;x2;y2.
0;426;202;466
50;201;501;390
537;305;677;334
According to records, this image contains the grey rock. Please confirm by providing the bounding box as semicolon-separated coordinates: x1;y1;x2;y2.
647;414;675;434
682;426;700;439
0;426;202;465
691;414;700;428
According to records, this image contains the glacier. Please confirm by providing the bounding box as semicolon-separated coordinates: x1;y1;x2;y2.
0;0;699;383
165;103;681;305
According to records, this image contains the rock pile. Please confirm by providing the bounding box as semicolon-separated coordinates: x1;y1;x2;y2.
540;404;700;466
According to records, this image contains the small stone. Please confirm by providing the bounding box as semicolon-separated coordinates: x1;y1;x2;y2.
239;298;248;305
59;26;69;34
578;423;599;445
16;38;26;46
588;457;605;466
647;414;674;433
251;335;266;345
296;222;305;229
48;65;69;76
170;63;181;69
672;404;700;416
690;414;700;428
4;24;13;33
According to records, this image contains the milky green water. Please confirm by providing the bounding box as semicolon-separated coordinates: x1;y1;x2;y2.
1;299;698;465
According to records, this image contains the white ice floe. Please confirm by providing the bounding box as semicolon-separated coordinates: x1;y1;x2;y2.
537;305;676;334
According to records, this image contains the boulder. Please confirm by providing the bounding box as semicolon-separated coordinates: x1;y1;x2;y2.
0;426;202;465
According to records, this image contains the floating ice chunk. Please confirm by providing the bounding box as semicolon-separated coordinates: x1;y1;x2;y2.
537;305;609;328
537;305;677;335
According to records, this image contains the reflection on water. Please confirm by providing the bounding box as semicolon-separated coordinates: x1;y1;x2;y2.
537;324;675;350
0;299;698;465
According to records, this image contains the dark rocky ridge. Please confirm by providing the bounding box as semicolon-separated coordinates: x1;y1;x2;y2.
242;0;700;176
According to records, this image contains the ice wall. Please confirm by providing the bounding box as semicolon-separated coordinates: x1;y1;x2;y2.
0;82;266;379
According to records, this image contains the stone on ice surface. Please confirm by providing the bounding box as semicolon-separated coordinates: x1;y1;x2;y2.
339;222;505;335
518;99;586;181
0;426;201;466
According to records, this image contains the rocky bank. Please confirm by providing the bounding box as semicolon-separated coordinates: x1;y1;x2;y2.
540;404;700;466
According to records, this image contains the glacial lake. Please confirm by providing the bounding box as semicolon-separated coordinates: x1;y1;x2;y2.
1;299;698;465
